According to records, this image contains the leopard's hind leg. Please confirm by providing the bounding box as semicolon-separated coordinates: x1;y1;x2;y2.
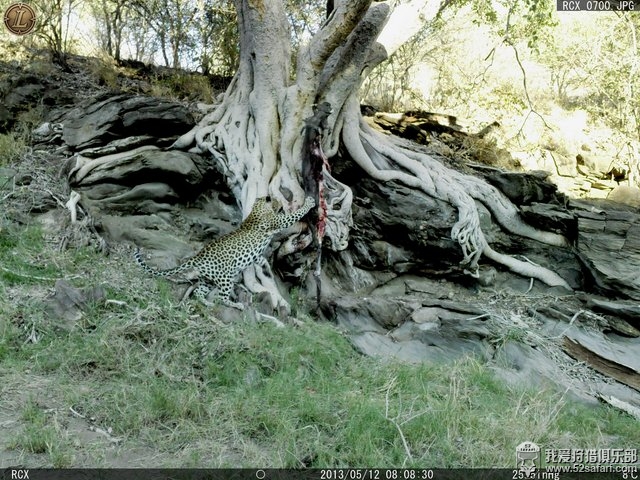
194;280;244;310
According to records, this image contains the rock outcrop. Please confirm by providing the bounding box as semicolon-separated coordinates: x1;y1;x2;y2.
27;93;640;408
62;94;194;150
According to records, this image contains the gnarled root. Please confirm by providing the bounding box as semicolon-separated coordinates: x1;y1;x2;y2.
323;170;353;251
341;93;571;289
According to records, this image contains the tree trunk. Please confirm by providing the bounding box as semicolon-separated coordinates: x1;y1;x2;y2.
102;0;114;58
62;0;573;313
159;30;170;67
168;0;570;310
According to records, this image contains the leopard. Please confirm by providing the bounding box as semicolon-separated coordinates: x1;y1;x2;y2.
134;196;315;310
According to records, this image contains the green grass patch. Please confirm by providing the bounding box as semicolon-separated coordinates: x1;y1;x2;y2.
8;399;75;467
0;223;62;285
1;223;638;467
15;312;640;467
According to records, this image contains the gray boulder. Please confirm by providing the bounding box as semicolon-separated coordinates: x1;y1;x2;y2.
63;94;194;150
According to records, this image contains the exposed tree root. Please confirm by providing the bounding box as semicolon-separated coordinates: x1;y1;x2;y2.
65;191;81;223
172;86;571;309
341;94;571;290
152;0;574;308
483;247;570;289
57;0;574;315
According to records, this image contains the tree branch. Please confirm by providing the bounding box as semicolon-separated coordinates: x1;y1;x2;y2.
318;3;389;99
303;0;372;76
368;0;444;69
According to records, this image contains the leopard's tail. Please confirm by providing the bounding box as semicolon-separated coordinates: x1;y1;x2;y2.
134;247;187;277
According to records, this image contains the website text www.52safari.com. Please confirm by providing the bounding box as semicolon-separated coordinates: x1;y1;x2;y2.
513;464;638;480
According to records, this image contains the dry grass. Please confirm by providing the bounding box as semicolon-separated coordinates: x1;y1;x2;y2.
0;133;28;166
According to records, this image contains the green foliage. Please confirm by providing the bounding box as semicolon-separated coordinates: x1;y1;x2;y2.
583;15;640;140
469;0;499;25
195;0;239;76
89;0;133;61
31;0;83;67
86;0;242;74
362;0;558;112
521;0;557;51
534;10;640;178
0;34;36;63
444;0;557;49
0;105;41;163
361;41;429;111
284;0;325;70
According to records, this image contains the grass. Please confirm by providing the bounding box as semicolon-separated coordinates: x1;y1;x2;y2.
86;56;120;89
7;398;75;467
0;208;639;467
150;72;214;102
0;132;28;166
0;223;63;286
